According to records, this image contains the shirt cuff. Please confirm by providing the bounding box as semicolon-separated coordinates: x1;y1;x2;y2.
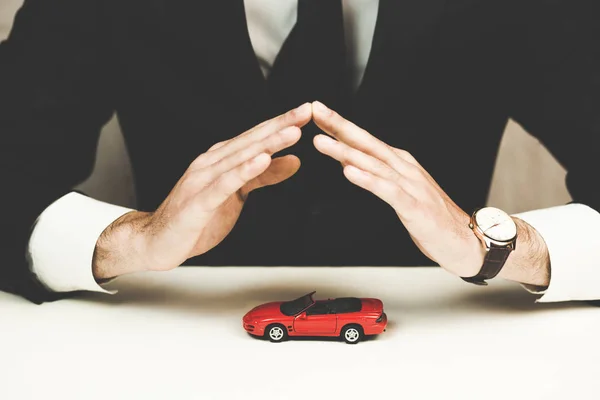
512;203;600;303
27;192;134;294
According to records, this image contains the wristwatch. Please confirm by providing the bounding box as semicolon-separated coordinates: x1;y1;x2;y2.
462;207;518;286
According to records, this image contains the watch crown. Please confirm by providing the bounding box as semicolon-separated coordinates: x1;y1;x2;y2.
468;223;474;229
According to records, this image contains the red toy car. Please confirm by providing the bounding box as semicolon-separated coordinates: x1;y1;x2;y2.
242;291;387;344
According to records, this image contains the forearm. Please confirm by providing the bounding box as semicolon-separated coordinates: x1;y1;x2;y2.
496;217;550;288
507;204;600;302
92;210;152;280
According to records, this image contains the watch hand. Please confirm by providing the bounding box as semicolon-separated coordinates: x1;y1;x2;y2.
483;223;500;233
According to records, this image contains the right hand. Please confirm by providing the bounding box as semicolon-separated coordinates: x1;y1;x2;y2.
92;103;312;280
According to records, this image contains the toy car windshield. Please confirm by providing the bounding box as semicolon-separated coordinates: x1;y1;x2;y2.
279;291;316;316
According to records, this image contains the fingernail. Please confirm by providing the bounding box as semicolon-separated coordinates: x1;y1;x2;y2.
315;134;334;145
252;153;269;164
280;126;299;136
296;103;310;112
312;101;330;115
346;165;364;177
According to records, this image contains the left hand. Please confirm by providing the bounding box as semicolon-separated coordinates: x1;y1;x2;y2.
311;101;484;278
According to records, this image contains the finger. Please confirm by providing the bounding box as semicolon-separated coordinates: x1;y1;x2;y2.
192;103;311;169
392;148;420;167
207;140;229;152
243;155;301;193
199;153;272;210
197;126;301;185
343;165;408;210
312;101;412;174
313;134;400;182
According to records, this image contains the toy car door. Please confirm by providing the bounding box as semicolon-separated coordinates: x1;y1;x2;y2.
293;301;337;335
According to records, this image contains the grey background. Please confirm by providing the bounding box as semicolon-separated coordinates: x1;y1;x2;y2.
1;0;572;213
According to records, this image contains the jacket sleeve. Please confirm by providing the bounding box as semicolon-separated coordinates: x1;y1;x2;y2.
0;0;115;303
508;0;600;302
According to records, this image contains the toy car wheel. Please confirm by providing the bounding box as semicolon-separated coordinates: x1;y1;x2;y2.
266;324;288;343
341;325;363;344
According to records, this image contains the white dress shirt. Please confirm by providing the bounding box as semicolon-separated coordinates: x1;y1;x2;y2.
26;0;600;302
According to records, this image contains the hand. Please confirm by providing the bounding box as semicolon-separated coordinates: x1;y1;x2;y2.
311;101;488;277
311;101;551;286
93;103;312;280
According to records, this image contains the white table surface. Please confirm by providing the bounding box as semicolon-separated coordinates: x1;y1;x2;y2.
1;266;598;400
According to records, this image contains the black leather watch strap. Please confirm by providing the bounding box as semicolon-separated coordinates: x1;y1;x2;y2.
462;244;513;286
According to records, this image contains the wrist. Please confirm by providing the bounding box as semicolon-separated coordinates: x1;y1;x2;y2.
463;233;486;277
497;217;550;287
92;211;153;280
444;212;485;277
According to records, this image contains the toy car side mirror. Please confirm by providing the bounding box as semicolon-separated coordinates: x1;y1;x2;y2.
297;312;307;319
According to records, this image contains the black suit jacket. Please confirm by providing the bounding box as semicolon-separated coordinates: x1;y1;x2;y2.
0;0;598;304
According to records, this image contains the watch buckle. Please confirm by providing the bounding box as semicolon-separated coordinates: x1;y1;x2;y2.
461;277;489;286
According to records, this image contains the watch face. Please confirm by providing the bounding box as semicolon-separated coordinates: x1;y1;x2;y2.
474;207;517;242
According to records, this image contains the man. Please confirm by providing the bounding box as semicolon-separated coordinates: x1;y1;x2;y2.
0;0;598;305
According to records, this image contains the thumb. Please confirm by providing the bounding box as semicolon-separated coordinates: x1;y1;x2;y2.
243;155;301;193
